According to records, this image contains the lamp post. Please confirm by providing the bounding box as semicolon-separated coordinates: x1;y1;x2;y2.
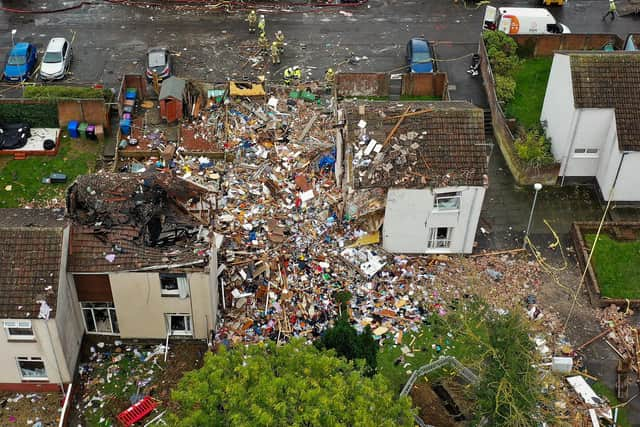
523;183;543;250
11;29;16;47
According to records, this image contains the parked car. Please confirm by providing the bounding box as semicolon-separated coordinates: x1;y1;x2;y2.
3;42;38;82
406;38;435;73
40;37;72;80
145;47;172;81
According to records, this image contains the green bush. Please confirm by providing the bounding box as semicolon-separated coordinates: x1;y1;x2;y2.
495;75;516;103
514;128;554;167
0;102;58;127
487;47;520;76
483;30;519;57
24;86;109;100
315;314;378;375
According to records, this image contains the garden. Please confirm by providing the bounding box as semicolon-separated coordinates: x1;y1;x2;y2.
484;30;556;171
585;233;640;299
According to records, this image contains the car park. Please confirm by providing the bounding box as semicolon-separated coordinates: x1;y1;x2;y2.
406;38;435;73
3;42;38;82
40;37;72;80
145;47;172;82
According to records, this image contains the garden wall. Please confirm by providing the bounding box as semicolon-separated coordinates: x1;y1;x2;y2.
57;99;109;128
401;73;449;99
512;34;624;57
479;38;559;186
571;221;640;308
336;73;390;98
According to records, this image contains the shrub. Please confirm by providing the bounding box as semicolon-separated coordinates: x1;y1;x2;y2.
495;75;516;103
483;30;518;57
24;86;109;100
487;47;520;76
514;128;554;167
0;102;58;127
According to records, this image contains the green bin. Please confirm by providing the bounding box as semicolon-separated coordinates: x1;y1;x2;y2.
78;122;89;139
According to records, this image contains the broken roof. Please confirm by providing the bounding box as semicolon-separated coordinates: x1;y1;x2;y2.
569;52;640;152
67;171;211;273
0;209;67;319
159;76;186;102
344;101;487;189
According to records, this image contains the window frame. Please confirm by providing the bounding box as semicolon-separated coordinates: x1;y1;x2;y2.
159;273;189;298
80;302;119;335
427;227;453;249
433;191;461;211
573;147;600;158
166;314;192;336
4;320;35;341
16;356;47;381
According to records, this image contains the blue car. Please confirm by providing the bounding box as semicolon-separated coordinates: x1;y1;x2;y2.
3;42;38;82
406;38;435;73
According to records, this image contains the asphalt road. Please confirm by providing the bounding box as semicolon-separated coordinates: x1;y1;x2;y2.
0;0;638;102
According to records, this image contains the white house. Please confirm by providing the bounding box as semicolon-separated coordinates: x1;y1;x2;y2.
341;101;488;254
0;209;83;392
541;52;640;201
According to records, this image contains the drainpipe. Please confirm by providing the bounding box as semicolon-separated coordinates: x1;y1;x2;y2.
610;151;629;201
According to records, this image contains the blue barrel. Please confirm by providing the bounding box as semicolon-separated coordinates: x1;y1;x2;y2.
120;119;132;136
125;88;137;100
67;121;80;138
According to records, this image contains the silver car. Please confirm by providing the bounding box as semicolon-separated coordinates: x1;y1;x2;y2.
40;37;72;80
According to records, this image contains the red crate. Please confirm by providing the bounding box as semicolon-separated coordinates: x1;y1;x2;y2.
116;396;158;426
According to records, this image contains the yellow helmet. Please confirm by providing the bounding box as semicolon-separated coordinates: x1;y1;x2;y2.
328;68;334;73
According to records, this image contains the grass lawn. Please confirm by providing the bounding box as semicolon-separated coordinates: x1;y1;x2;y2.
506;57;553;130
585;234;640;299
0;134;98;207
377;301;489;394
590;381;631;427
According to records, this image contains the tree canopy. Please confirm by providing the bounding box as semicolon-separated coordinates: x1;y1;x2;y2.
168;339;414;427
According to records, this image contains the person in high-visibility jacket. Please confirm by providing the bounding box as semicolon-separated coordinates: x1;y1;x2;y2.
602;0;617;20
247;10;257;33
271;41;280;65
284;67;294;85
275;30;285;53
258;14;266;33
292;66;301;85
258;32;269;54
324;68;335;85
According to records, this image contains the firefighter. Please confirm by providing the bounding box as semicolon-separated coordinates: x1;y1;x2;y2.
275;30;285;53
283;66;294;85
292;66;302;85
247;10;257;33
258;14;266;34
258;32;269;54
324;68;335;85
602;0;616;20
271;41;280;65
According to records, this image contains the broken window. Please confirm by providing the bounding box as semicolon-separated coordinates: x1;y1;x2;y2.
167;314;192;336
81;302;119;335
428;227;453;248
4;320;35;341
160;274;189;297
434;192;461;210
17;357;47;380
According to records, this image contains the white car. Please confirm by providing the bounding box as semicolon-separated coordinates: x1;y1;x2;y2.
40;37;72;80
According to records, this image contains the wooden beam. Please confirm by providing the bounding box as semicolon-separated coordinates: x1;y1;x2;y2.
383;107;411;147
384;108;433;120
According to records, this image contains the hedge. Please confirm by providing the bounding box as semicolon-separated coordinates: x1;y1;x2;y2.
0;102;58;127
24;86;109;100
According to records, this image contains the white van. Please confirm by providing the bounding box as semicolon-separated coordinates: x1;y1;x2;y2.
483;6;571;35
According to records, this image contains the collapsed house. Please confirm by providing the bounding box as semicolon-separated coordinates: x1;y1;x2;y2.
66;171;218;340
340;101;489;254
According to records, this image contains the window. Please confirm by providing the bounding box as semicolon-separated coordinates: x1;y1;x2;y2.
4;320;34;341
428;227;453;249
160;274;189;298
574;148;599;157
434;191;461;211
17;357;47;381
81;302;119;335
166;314;192;336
